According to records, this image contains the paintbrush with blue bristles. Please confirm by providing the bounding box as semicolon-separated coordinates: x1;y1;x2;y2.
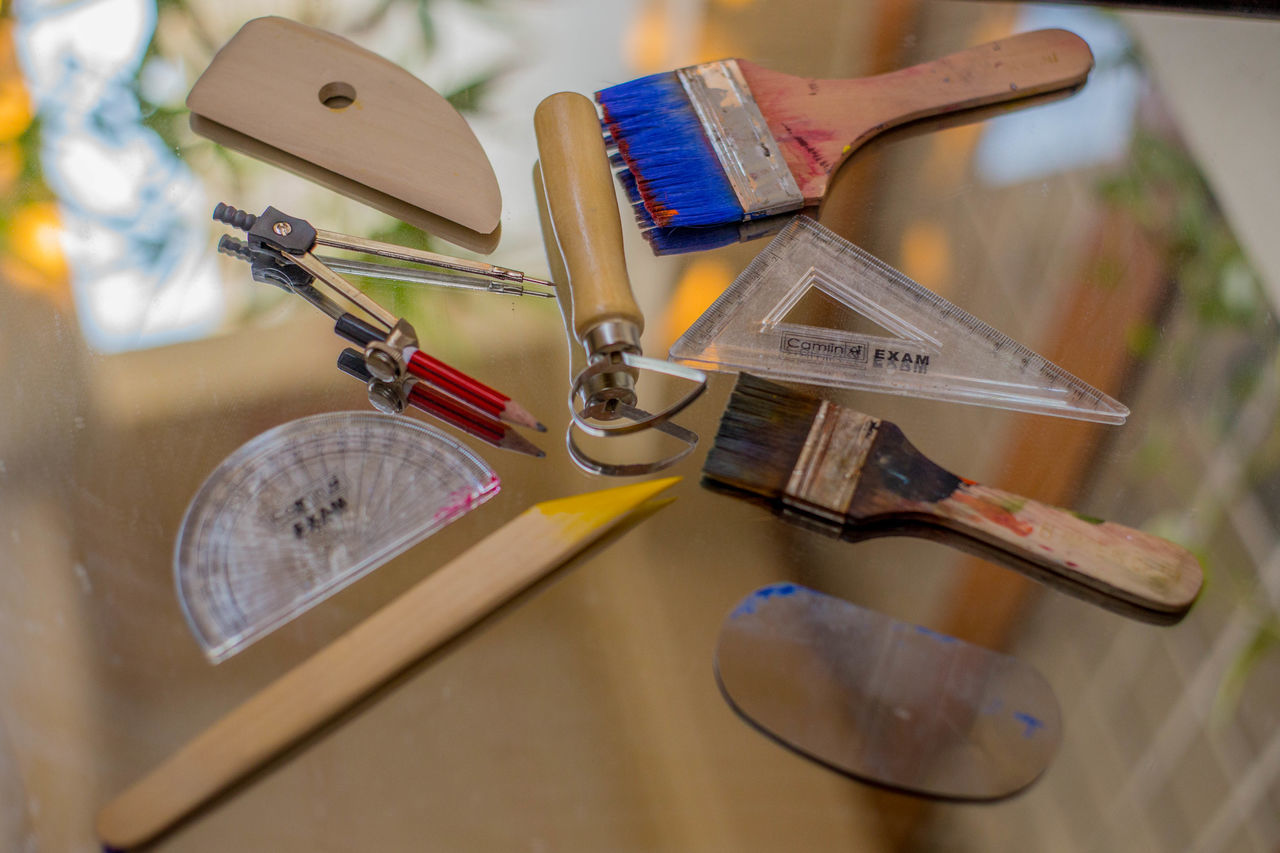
596;29;1092;229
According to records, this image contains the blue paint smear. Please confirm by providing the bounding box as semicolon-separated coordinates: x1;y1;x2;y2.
983;697;1004;715
731;583;802;618
913;625;958;644
1013;711;1044;738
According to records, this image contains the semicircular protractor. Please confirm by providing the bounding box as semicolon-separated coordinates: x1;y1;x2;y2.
175;411;500;662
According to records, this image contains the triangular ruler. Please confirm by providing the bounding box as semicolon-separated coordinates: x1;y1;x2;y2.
669;216;1128;423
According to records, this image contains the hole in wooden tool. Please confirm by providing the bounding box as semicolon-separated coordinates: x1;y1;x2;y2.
319;82;356;110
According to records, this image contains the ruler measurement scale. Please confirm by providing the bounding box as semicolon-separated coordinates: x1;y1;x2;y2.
670;216;1127;423
176;412;500;662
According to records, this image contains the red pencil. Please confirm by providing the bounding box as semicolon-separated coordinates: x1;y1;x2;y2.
334;313;546;434
336;349;545;458
404;376;546;458
405;347;545;432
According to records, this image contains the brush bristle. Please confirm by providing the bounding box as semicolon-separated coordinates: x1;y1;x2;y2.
596;72;743;228
643;222;742;255
607;149;657;229
703;374;822;500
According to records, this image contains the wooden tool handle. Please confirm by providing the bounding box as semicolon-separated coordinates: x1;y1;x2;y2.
96;480;679;850
932;482;1202;613
860;28;1094;123
738;28;1094;201
534;91;643;343
187;17;502;234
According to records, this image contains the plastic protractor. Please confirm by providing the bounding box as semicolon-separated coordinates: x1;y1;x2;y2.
175;411;500;662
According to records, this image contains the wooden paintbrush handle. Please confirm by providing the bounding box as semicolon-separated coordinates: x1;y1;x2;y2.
738;28;1093;201
855;28;1094;125
534;91;644;344
931;482;1201;613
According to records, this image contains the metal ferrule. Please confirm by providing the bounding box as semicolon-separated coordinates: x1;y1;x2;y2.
583;320;641;358
784;401;880;524
677;60;805;219
579;366;637;418
575;320;642;417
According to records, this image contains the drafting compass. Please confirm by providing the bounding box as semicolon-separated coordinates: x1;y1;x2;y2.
215;203;549;456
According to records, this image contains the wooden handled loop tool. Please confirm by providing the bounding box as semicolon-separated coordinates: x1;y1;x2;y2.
534;92;707;475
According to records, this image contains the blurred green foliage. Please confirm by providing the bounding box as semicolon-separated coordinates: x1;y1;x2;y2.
1097;131;1266;334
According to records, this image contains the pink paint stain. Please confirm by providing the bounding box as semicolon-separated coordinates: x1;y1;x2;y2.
432;475;501;523
953;491;1034;537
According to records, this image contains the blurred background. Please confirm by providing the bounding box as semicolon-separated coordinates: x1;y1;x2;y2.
0;0;1278;850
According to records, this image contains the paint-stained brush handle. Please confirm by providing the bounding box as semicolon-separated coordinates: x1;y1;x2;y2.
739;28;1095;201
705;375;1201;616
534;91;644;344
849;28;1093;123
925;481;1201;613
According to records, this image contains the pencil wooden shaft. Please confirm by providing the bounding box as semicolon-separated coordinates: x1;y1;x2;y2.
97;481;677;849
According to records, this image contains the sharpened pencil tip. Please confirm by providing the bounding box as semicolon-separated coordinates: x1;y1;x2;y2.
501;400;545;433
500;429;547;459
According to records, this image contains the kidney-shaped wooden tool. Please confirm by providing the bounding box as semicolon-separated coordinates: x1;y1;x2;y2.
188;16;502;235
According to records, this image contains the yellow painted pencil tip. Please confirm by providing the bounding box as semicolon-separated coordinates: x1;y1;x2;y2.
534;477;681;528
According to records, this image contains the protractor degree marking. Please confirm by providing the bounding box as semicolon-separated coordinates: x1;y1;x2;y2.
175;412;500;662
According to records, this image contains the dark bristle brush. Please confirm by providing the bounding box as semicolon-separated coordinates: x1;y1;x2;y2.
703;374;1203;615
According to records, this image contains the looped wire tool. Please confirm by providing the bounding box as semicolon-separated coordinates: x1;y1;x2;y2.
533;93;707;476
214;203;548;456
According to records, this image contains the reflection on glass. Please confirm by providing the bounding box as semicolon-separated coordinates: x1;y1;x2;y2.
13;0;224;352
975;7;1141;185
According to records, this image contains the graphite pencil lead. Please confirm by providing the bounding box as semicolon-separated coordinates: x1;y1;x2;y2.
495;428;546;458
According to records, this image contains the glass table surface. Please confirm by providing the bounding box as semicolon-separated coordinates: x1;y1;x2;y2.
1;1;1278;850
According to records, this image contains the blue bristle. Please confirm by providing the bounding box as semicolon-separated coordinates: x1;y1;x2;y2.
643;209;797;256
606;150;657;229
596;72;743;228
644;224;743;256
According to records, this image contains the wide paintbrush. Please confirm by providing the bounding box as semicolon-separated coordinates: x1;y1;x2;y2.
596;29;1092;229
703;374;1202;615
